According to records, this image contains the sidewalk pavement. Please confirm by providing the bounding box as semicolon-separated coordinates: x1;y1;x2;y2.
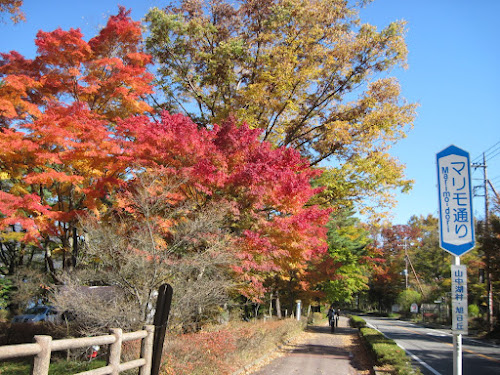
241;316;374;375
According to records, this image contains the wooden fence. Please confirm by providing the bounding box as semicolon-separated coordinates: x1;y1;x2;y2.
0;325;154;375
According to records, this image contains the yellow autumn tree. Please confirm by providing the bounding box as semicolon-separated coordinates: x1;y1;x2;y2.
146;0;417;216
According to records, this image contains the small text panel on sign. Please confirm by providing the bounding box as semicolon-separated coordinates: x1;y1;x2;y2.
451;265;468;334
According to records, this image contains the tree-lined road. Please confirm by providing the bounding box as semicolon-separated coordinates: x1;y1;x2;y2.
362;316;500;375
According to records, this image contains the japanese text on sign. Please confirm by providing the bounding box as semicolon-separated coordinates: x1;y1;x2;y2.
451;265;468;334
439;159;472;240
436;146;475;256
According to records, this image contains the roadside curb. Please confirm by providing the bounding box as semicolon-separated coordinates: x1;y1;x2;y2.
373;366;396;375
354;328;383;375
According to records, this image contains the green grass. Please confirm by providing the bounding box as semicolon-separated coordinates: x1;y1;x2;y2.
0;359;106;375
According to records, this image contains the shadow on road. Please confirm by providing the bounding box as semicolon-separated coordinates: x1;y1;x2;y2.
286;342;351;358
299;323;375;374
305;323;350;335
250;319;375;375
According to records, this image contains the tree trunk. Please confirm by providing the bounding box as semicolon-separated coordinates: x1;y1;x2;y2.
44;241;57;277
254;303;260;318
269;291;273;317
276;290;282;319
71;226;78;268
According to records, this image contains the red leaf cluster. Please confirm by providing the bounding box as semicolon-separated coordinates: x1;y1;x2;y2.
0;6;153;122
115;113;330;298
0;8;330;299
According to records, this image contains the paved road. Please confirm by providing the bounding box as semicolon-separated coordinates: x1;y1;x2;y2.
249;317;372;375
362;316;500;375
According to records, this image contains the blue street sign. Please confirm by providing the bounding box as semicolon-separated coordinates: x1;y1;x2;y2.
436;145;475;256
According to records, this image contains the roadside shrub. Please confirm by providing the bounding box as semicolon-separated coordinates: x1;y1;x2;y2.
163;329;236;375
161;318;303;375
359;327;421;375
0;309;8;322
0;321;69;346
349;315;366;328
468;304;480;318
308;312;326;324
0;277;12;311
121;338;142;363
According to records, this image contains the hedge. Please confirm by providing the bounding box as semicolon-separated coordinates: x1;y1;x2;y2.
349;316;421;375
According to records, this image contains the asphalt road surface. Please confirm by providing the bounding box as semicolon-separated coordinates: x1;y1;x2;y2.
362;316;500;375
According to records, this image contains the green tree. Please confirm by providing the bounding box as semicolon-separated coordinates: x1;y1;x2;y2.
0;275;11;309
476;214;500;331
145;0;416;215
317;209;371;304
396;289;421;317
366;223;414;311
407;215;488;311
407;215;450;300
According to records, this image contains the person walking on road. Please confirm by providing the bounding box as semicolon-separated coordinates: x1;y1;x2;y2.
327;304;336;333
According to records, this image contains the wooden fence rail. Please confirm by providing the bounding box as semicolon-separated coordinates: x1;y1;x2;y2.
0;325;154;375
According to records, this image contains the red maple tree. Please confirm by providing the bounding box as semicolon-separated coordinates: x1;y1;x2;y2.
0;7;153;270
115;113;331;299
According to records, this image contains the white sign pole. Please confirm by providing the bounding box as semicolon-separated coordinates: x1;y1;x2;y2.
453;323;462;375
452;257;465;375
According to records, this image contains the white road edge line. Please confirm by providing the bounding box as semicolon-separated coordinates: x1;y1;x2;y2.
365;322;442;375
396;342;442;375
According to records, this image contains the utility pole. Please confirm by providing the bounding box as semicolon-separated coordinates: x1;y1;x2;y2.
472;153;494;332
483;153;494;332
398;240;425;296
398;240;410;289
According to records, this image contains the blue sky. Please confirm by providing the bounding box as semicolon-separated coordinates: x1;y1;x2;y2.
360;0;500;224
1;0;499;225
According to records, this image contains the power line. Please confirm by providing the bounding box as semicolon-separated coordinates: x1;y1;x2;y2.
487;148;500;162
490;176;500;184
485;145;500;159
477;140;500;156
472;140;500;163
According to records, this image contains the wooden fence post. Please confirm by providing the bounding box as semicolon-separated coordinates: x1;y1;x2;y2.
140;325;154;375
108;328;123;375
151;283;173;375
32;335;52;375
